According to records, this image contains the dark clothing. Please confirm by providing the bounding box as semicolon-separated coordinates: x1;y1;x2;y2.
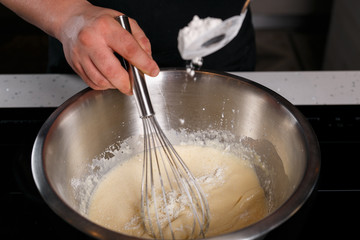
47;0;256;73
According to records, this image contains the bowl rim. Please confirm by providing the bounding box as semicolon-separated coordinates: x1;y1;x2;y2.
31;69;321;240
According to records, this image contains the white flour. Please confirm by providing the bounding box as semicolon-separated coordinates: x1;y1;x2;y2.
178;10;248;77
178;15;223;52
178;15;223;77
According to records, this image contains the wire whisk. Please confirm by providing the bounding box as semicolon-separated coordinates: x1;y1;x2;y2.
116;15;210;239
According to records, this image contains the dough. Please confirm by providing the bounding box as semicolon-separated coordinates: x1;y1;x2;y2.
88;145;268;239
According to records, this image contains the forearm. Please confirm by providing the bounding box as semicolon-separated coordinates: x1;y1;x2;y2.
0;0;159;93
0;0;91;39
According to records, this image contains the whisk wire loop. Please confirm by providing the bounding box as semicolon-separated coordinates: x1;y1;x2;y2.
149;117;175;239
153;118;209;237
141;119;156;237
141;116;210;239
116;15;210;240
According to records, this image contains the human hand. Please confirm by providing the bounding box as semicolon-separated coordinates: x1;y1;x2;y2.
58;2;159;95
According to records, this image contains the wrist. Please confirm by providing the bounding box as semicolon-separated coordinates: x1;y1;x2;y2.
49;0;92;40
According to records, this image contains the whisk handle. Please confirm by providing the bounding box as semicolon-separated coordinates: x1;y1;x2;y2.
115;15;154;118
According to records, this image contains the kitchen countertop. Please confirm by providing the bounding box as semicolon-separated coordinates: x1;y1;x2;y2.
1;71;360;107
2;71;360;239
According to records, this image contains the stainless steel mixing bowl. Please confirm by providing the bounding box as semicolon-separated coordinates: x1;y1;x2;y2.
32;69;320;239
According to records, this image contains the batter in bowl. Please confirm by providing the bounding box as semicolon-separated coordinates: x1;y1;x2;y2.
87;145;268;239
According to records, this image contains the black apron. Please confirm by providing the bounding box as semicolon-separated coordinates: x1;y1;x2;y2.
47;0;255;73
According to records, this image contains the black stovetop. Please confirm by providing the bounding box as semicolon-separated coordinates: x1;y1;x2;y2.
3;105;360;239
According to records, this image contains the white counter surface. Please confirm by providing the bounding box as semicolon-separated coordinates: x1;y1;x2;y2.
1;71;359;107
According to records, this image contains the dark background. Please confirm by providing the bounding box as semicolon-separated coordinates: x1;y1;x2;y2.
0;0;344;74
